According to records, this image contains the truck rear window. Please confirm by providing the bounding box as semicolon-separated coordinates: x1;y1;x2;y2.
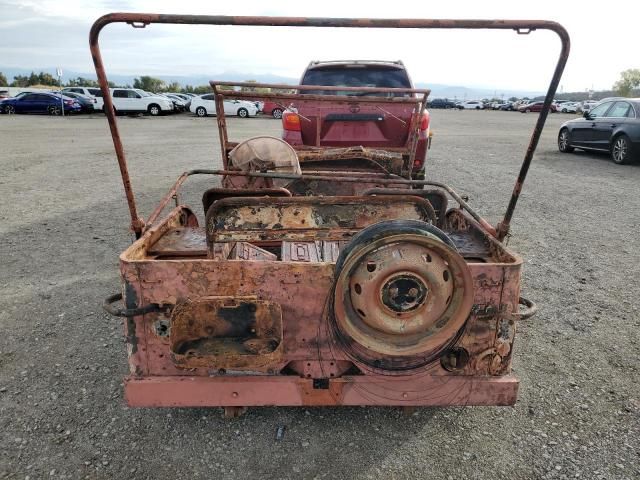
301;66;412;96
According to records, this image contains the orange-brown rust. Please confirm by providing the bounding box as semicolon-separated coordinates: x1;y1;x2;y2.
124;375;520;407
170;297;283;372
116;207;525;392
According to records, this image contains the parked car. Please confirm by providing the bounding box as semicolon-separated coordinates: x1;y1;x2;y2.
62;87;104;109
558;98;640;164
518;101;557;113
499;102;516;111
164;93;192;110
559;101;580;113
282;59;431;180
581;100;598;113
156;93;186;112
261;101;285;118
62;86;102;97
168;93;191;102
104;88;173;116
457;100;484;110
189;94;258;117
429;98;457;109
1;91;81;115
0;90;10;100
56;91;96;113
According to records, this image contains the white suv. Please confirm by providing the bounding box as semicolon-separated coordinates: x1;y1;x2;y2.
107;88;173;116
62;86;102;97
62;87;104;109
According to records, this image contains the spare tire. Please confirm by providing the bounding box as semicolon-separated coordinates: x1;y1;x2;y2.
331;220;473;372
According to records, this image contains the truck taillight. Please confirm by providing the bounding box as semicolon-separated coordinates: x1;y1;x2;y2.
420;111;430;131
282;112;301;132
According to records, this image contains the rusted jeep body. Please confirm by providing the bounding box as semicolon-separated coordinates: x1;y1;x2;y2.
94;14;569;414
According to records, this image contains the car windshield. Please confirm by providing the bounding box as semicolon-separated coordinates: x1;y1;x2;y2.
301;66;412;97
135;89;151;97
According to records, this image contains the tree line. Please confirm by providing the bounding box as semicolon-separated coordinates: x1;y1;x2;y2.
5;69;637;96
0;72;263;94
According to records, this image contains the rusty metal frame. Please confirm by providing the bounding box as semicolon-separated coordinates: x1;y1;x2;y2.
210;81;430;176
89;14;570;240
146;169;497;236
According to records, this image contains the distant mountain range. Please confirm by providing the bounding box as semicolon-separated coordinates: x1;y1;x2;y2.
0;66;544;100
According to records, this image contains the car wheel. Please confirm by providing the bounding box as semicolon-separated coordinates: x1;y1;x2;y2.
272;108;283;119
196;106;207;117
525;108;531;113
475;106;480;110
611;134;633;165
561;108;567;113
237;108;249;118
558;128;574;153
48;105;61;116
148;104;161;116
5;105;15;114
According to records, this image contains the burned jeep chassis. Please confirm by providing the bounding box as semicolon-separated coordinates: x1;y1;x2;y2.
93;14;568;413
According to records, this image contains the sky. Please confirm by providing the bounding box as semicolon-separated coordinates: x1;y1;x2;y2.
0;0;637;93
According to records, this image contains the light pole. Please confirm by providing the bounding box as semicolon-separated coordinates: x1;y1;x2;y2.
56;67;64;116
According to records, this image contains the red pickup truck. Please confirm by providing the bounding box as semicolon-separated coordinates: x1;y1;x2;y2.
282;60;430;179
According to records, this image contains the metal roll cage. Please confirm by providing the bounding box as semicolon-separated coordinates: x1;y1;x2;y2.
89;14;570;241
209;81;431;178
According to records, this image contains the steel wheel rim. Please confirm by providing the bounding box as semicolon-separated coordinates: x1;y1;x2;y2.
238;109;248;117
333;232;473;359
613;138;627;162
6;105;14;114
150;106;159;115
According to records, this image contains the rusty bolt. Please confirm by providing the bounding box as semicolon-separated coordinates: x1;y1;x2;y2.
232;392;239;398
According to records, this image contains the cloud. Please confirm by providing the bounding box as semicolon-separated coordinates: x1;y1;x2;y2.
0;0;635;92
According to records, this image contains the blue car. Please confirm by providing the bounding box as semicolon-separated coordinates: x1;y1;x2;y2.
1;92;82;115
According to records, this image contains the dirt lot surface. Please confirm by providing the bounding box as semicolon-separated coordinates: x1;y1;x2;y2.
1;110;638;480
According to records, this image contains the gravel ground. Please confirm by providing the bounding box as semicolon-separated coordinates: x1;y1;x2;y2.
0;110;638;480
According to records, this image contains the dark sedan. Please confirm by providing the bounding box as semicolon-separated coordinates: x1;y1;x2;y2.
1;92;81;115
57;91;96;113
558;98;640;165
428;98;457;109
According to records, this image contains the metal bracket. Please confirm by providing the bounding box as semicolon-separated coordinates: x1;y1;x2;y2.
472;297;537;321
103;293;164;317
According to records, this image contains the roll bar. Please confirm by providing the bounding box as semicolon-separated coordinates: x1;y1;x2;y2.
89;14;570;240
209;81;430;175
